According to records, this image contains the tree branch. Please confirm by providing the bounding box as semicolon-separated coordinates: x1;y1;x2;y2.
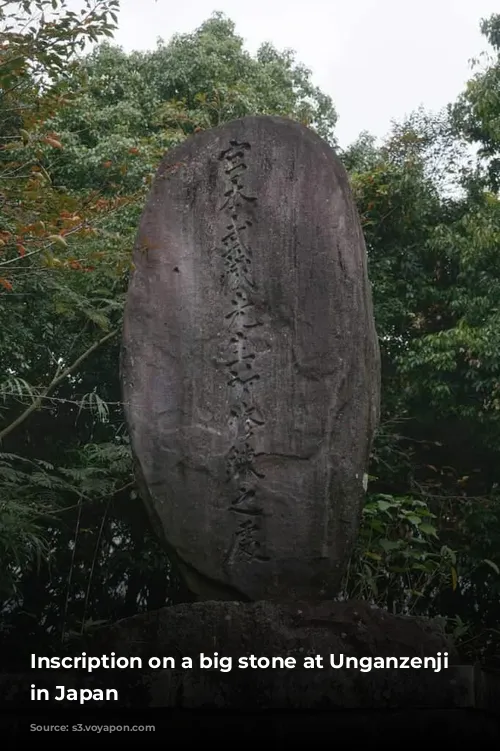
0;327;119;443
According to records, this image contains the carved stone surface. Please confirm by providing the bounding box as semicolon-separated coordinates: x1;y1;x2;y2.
121;115;380;601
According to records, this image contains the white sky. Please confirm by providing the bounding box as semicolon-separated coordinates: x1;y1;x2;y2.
113;0;498;148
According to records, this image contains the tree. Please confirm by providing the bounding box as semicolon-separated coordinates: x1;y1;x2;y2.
0;0;128;603
452;13;500;190
344;87;500;660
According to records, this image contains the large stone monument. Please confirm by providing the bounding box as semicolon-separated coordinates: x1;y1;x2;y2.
121;115;380;601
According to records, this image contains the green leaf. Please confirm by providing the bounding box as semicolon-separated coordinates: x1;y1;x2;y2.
483;559;500;574
379;539;401;552
451;566;458;591
376;500;393;511
364;551;382;561
419;523;438;537
84;309;110;329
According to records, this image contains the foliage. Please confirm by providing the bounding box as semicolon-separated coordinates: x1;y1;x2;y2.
42;13;336;198
343;59;500;660
452;14;500;189
0;0;130;611
343;492;456;614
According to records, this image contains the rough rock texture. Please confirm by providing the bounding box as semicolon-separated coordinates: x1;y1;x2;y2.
0;600;477;710
121;115;380;601
87;599;458;666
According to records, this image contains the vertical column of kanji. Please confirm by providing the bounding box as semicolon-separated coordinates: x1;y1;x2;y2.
217;140;270;570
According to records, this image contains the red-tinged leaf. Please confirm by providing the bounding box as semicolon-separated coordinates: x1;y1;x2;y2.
0;278;13;291
42;136;63;149
17;244;26;257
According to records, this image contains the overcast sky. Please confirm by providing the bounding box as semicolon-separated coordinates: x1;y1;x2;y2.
112;0;498;148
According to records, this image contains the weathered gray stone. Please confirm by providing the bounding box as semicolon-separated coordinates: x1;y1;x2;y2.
121;115;380;601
